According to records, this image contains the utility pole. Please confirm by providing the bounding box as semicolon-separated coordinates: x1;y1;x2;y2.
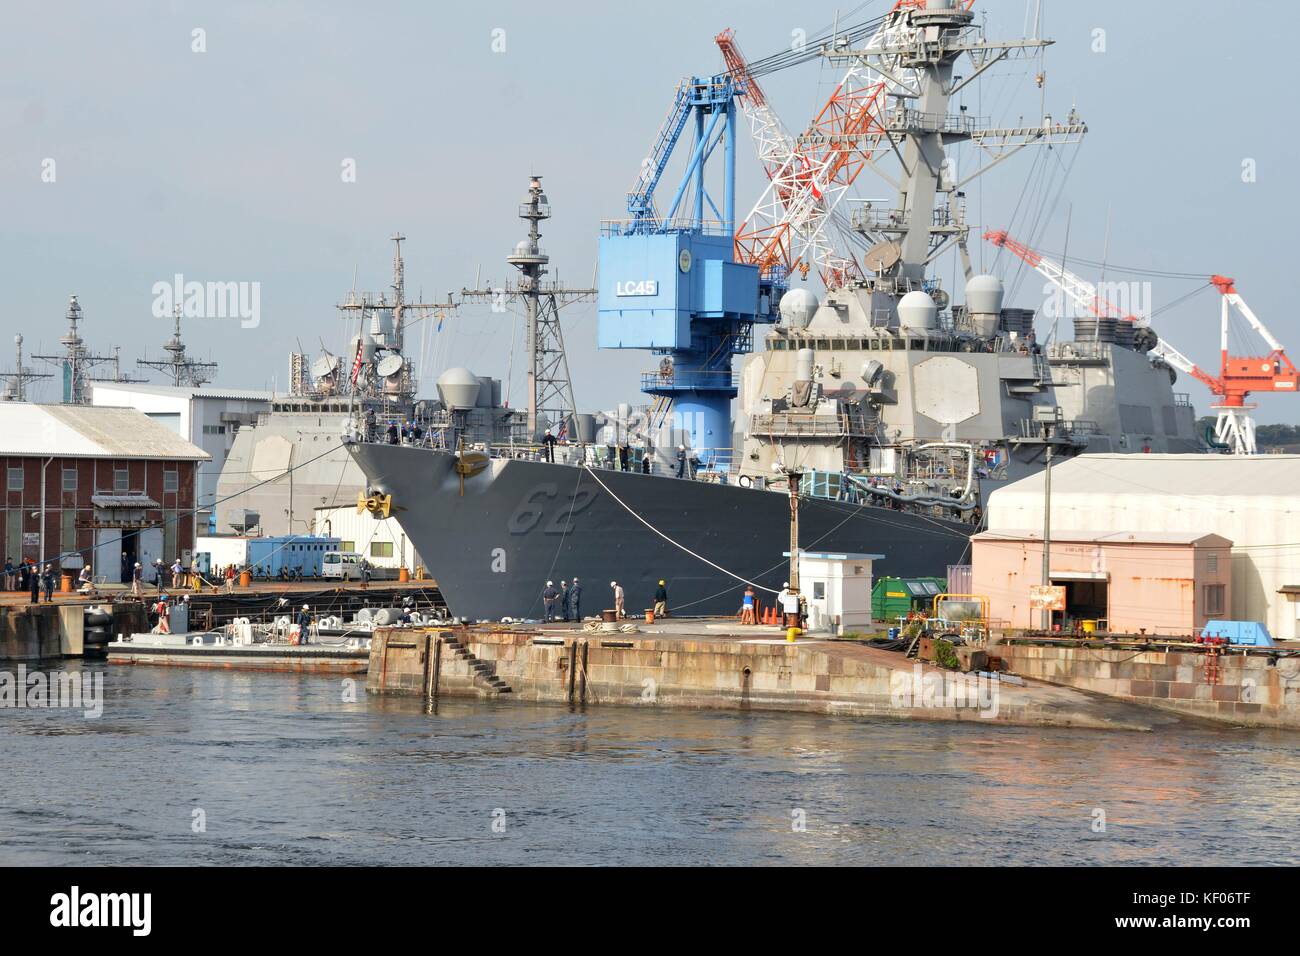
788;470;801;593
1036;409;1059;631
462;176;594;441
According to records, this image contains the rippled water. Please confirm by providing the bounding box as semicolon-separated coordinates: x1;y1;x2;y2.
1;661;1297;866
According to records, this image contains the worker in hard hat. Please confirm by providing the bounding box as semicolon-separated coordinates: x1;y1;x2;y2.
675;445;687;478
296;604;312;645
779;582;802;629
558;580;571;622
568;578;583;622
541;428;557;463
653;580;668;618
611;581;625;619
542;580;559;622
153;594;171;634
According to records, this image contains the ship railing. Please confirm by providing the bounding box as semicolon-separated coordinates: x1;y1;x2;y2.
601;219;731;238
883;106;986;136
640;369;741;392
1047;340;1110;363
1015;418;1099;443
750;412;871;439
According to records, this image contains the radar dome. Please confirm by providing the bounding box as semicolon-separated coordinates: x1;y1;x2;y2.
897;290;937;330
436;367;482;410
964;274;1005;316
779;288;819;328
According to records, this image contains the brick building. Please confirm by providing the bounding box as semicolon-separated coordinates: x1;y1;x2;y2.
1;404;209;584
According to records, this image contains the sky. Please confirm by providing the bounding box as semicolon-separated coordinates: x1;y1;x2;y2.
2;0;1298;422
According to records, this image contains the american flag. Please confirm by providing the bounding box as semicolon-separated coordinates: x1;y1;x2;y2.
350;339;364;386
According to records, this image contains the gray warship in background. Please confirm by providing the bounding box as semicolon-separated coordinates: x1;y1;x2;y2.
213;236;525;538
346;2;1202;621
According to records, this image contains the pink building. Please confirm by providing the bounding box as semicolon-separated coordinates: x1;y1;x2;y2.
971;530;1233;636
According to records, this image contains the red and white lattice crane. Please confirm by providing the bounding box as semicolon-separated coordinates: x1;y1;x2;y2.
721;8;920;288
984;229;1298;455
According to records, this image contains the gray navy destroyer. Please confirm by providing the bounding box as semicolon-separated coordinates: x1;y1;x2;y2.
345;1;1202;620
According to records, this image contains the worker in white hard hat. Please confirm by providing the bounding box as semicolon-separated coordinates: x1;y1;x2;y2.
572;579;587;621
296;603;312;646
131;561;143;597
542;580;559;622
611;581;625;619
780;582;802;629
676;445;687;478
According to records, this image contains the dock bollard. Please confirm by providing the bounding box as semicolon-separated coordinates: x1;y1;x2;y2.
786;626;801;643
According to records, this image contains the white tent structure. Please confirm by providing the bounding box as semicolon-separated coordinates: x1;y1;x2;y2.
986;454;1300;640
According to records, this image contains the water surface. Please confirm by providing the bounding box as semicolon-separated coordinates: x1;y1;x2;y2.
1;662;1296;865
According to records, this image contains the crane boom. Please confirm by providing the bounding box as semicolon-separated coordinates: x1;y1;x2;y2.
984;230;1298;455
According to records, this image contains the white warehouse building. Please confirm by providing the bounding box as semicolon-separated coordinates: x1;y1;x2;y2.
89;382;273;532
986;453;1300;640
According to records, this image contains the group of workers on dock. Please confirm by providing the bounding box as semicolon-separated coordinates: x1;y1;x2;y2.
538;578;672;622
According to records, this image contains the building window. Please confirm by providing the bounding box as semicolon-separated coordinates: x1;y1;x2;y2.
813;581;825;600
1203;584;1225;617
202;425;226;435
370;541;394;558
61;510;77;555
7;467;23;491
163;469;179;493
6;509;20;561
339;541;355;553
114;467;129;493
1206;552;1218;573
62;468;77;492
163;514;178;565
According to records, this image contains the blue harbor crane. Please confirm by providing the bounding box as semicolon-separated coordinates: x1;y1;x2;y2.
597;73;779;469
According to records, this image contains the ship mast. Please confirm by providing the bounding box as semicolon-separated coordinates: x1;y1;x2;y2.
824;0;1085;291
0;334;52;401
137;306;219;386
32;295;120;403
335;233;451;403
462;176;595;439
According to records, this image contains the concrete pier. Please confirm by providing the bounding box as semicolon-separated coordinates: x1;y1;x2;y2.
367;621;1186;731
992;636;1300;729
1;602;143;663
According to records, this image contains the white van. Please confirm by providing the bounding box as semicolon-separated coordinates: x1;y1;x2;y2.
322;551;364;581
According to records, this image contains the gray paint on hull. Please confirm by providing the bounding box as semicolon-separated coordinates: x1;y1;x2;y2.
347;443;971;620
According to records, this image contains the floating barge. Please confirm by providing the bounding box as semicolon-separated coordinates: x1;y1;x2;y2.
107;633;369;673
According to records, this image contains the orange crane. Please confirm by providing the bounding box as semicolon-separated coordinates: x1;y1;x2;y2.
984;229;1298;455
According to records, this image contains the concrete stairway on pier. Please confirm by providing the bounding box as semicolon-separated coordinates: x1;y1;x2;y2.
443;633;513;695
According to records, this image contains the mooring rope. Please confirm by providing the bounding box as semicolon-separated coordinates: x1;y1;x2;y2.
581;465;780;594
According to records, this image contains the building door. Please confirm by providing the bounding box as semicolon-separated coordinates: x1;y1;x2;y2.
95;529;126;585
1053;578;1109;628
137;528;164;584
